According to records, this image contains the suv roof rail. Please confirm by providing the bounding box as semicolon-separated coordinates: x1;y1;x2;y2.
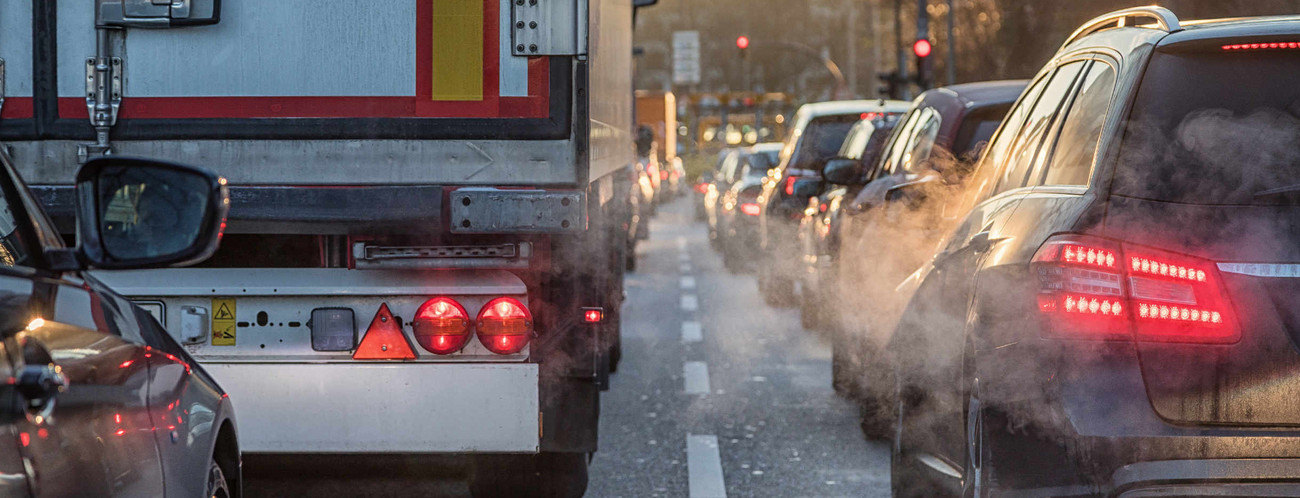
1061;6;1182;49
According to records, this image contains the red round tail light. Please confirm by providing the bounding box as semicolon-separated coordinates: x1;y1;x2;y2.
476;297;533;355
412;297;472;355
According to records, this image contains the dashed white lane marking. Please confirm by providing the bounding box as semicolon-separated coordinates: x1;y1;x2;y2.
677;236;688;250
681;321;703;343
680;276;697;289
684;361;711;395
681;294;699;312
687;435;728;498
679;252;692;263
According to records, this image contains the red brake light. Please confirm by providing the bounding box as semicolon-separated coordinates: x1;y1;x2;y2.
476;297;532;355
694;182;710;194
353;303;418;360
784;176;797;196
1222;42;1300;51
583;308;604;323
660;170;670;180
1032;235;1239;344
411;297;472;355
740;202;761;216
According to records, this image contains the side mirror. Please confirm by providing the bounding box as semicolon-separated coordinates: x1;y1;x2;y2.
790;178;822;200
823;158;864;185
884;175;939;207
97;0;221;28
75;157;229;269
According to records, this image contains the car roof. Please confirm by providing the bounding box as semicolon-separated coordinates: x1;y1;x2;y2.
932;80;1028;108
795;99;912;118
1066;11;1300;54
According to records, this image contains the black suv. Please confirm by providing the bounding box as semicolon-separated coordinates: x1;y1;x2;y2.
889;7;1300;496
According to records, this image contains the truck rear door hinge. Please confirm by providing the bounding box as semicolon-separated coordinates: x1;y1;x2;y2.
511;0;588;56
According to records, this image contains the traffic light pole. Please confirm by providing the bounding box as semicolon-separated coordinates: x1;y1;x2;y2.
895;0;908;99
916;0;930;90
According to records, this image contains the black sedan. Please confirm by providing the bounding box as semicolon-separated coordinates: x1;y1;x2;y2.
0;152;237;496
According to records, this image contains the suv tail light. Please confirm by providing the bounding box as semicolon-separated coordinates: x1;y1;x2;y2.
784;176;798;196
476;297;533;354
353;304;418;360
1033;235;1239;344
412;297;472;355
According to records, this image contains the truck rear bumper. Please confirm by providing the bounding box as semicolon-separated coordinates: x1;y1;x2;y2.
208;362;539;453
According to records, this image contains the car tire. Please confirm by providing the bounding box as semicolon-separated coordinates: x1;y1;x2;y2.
469;453;588;498
205;458;232;498
890;378;933;498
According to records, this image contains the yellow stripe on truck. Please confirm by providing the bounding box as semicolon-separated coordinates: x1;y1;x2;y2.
430;1;484;101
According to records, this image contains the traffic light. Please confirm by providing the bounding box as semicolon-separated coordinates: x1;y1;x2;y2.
913;38;933;90
736;35;750;50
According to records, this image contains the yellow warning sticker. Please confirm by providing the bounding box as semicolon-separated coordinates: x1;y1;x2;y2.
212;298;236;346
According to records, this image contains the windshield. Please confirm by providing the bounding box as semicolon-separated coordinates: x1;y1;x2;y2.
784;114;863;172
1114;49;1300;205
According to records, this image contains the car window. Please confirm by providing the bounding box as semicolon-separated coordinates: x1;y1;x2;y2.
878;108;922;176
960;75;1051;210
1114;49;1300;205
838;121;874;161
0;171;33;269
994;61;1086;195
788;115;862;172
901;108;942;174
951;103;1013;161
1041;61;1117;186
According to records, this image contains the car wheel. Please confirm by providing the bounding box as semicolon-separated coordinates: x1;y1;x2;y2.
470;453;588;498
205;458;232;498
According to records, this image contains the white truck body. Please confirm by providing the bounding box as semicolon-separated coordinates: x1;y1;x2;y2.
2;0;636;459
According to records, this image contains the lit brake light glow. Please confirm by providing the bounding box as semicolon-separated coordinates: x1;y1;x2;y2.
476;297;533;355
740;202;761;216
784;176;797;196
1222;42;1300;51
583;308;605;323
1032;235;1238;344
694;183;710;194
411;297;472;355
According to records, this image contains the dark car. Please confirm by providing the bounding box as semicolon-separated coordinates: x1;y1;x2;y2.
794;114;901;330
889;8;1300;496
755;100;910;306
0;152;237;496
705;144;782;247
813;81;1025;427
715;148;782;273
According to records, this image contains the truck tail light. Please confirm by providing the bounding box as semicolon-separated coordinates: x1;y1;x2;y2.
1032;235;1239;344
412;297;472;355
476;297;533;355
353;303;418;360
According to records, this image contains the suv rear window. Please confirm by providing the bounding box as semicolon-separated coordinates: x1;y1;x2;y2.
787;115;862;172
1114;50;1300;205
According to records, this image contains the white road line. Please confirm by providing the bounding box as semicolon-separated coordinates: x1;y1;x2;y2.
681;294;699;312
687;435;728;498
677;237;688;250
681;321;703;343
680;276;696;290
684;361;711;395
679;252;691;262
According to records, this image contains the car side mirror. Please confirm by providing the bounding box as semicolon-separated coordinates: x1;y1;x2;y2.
884;175;939;207
75;157;229;269
822;158;863;185
790;178;822;200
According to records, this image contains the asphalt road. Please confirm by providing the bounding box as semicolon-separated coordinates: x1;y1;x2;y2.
243;196;889;497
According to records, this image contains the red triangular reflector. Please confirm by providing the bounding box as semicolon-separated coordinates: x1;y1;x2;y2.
353;303;417;360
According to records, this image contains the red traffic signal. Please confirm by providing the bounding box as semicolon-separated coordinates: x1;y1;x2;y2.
736;35;750;50
913;38;932;58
